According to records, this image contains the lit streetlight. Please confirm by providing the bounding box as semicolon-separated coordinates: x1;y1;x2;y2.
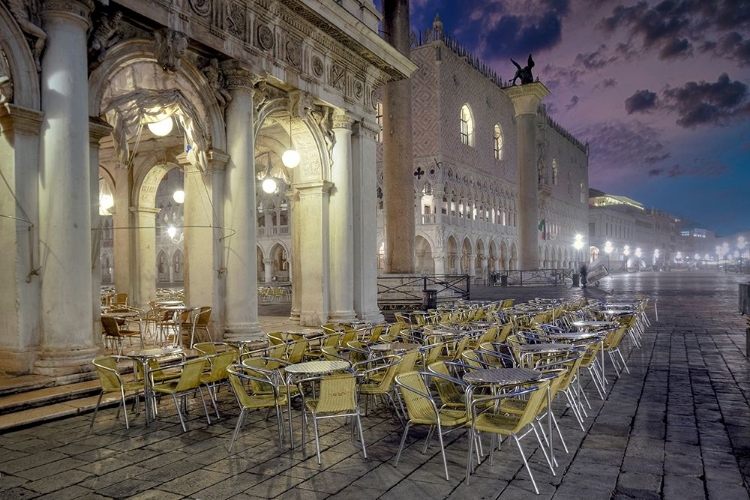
604;240;613;271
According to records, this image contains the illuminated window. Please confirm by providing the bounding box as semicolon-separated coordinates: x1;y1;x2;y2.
579;181;586;203
493;124;503;159
460;104;475;146
376;102;383;143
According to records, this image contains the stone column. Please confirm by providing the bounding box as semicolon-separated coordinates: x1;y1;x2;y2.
351;117;384;323
223;63;262;339
36;0;98;375
328;110;356;322
89;118;112;344
382;0;415;273
289;189;301;323
433;252;445;275
264;257;274;284
296;181;331;326
504;83;549;270
0;105;43;374
131;207;160;309
468;252;477;277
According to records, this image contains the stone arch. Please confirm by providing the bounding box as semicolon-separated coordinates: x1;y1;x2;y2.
415;235;435;274
0;3;41;109
88;39;226;152
446;235;458;274
489;240;498;272
510;242;518;270
475;238;486;277
172;249;184;281
269;242;290;281
460;237;472;274
500;240;508;271
156;249;169;282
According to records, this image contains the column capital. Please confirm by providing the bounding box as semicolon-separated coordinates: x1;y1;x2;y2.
89;116;112;144
0;103;43;136
208;148;230;172
222;60;264;92
354;116;380;140
503;82;550;116
332;109;356;130
42;0;94;27
295;180;333;194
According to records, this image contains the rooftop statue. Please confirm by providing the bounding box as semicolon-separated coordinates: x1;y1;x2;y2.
511;54;535;85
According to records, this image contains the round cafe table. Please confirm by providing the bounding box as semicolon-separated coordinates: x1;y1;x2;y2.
124;346;183;425
160;305;195;347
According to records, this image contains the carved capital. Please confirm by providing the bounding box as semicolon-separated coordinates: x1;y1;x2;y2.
222;60;263;91
43;0;95;26
208;148;230;172
356;116;380;140
331;110;355;130
89;116;112;144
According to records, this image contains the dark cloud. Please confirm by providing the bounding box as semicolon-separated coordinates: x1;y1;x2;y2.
576;120;669;174
486;13;564;59
565;95;580;111
659;37;692;59
662;73;750;127
574;45;618;69
648;160;728;178
594;78;618;90
540;63;585;90
625;89;658;114
701;32;750;66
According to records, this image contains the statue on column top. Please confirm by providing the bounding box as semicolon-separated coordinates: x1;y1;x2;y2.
202;58;232;109
88;10;123;70
154;28;188;73
7;0;46;72
510;54;535;85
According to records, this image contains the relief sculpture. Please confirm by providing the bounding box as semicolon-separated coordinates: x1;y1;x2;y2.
155;29;189;73
7;0;46;71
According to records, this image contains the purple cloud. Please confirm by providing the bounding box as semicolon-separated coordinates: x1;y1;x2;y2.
663;73;750;127
625;89;658;114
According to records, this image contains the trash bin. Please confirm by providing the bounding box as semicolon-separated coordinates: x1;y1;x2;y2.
423;289;438;311
500;275;508;287
572;273;580;287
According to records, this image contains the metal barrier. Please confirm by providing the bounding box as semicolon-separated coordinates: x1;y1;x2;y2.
376;274;470;310
494;268;574;287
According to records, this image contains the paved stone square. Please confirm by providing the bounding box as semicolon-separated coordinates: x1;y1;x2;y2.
1;271;749;499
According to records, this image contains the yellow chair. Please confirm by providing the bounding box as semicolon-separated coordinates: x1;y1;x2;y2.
394;371;469;480
90;355;143;429
151;358;211;432
200;350;237;419
226;364;288;451
466;379;551;493
188;306;212;347
298;373;366;464
101;315;143;355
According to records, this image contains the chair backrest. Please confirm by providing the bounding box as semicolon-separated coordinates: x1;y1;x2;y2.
112;292;128;305
194;306;212;326
516;379;550;430
101;316;121;337
427;361;465;407
227;365;259;408
194;342;218;356
396;350;420;375
93;356;121;392
395;371;436;422
286;339;309;363
267;331;285;345
314;373;357;413
461;349;484;368
173;358;207;392
207;350;236;381
240;357;276;393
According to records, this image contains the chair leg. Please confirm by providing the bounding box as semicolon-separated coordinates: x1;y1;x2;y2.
355;411;367;459
90;392;104;429
120;388;130;429
394;421;411;466
513;433;539;495
228;408;247;452
532;423;555;475
312;415;322;465
197;387;212;425
436;423;449;481
172;394;188;432
466;428;474;484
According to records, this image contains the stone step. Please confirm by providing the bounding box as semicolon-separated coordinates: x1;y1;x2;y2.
0;379;102;416
0;393;125;432
0;371;98;398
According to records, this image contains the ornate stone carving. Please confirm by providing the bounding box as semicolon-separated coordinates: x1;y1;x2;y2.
290;90;313;119
154;29;188;73
311;56;324;77
227;3;245;38
257;24;274;51
312;105;335;159
330;64;346;92
7;0;46;71
188;0;211;17
0;51;13;104
88;10;122;70
222;63;262;90
253;79;269;110
202;58;232;108
285;37;301;68
353;80;363;100
370;89;377;110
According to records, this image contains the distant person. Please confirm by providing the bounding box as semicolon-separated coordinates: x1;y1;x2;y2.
580;264;588;288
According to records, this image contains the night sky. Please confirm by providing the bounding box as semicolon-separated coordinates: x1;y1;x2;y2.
389;0;750;236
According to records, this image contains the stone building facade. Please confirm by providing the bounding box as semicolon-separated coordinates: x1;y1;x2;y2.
375;18;590;279
0;0;414;375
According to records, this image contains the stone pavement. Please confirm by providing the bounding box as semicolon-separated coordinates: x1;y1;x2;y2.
1;271;749;499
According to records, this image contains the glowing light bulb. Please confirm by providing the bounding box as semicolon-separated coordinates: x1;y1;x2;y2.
99;194;114;210
262;178;277;193
167;226;177;238
147;117;173;137
173;190;185;204
282;149;300;168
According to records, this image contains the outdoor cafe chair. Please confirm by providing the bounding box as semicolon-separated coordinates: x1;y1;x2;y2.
101;315;143;355
151;357;211;432
226;363;288;451
91;355;143;430
393;371;469;481
200;350;237;420
297;372;366;465
466;379;551;494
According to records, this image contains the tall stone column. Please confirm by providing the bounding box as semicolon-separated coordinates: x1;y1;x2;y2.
90;118;112;344
504;83;549;270
296;181;331;326
382;0;414;273
131;207;159;309
36;0;98;375
433;252;445;275
263;258;274;284
351;118;384;323
289;189;301;323
0;105;43;374
223;63;261;339
328;110;355;322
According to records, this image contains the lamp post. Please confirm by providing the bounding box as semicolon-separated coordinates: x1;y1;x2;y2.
573;233;584;287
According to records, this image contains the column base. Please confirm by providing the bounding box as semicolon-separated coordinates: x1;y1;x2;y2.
359;310;385;325
223;322;263;342
328;310;357;323
299;311;327;327
33;347;100;377
0;348;37;375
